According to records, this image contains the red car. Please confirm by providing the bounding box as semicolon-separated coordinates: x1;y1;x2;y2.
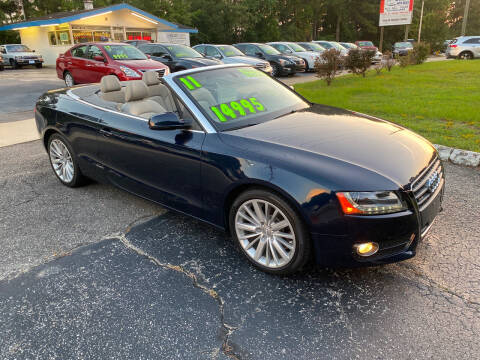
355;41;379;52
56;42;169;87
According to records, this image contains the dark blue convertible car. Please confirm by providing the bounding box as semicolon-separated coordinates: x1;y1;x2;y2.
35;64;444;274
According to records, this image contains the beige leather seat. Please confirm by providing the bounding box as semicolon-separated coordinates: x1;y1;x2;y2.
121;80;166;119
142;71;176;112
100;75;125;103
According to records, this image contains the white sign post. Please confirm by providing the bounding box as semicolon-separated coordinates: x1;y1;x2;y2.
379;0;415;26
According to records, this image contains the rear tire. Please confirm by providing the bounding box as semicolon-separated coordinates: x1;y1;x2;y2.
229;188;311;275
458;51;473;60
48;133;85;188
64;71;75;87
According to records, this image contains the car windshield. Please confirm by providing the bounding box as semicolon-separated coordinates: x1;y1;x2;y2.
166;44;203;58
330;42;347;51
316;42;333;49
288;43;306;52
395;42;413;49
358;41;374;47
218;45;244;57
301;43;325;51
174;67;309;131
257;44;281;55
103;45;147;60
6;44;32;52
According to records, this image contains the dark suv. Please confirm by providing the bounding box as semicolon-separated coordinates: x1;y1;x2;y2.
137;43;221;72
233;43;304;77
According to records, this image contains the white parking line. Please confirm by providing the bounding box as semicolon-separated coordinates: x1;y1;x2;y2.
0;118;40;147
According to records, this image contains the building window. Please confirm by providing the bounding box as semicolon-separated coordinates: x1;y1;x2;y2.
48;30;72;46
72;28;112;44
126;31;154;41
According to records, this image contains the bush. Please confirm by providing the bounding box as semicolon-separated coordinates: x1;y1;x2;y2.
396;53;412;68
314;48;343;86
383;51;396;71
411;42;430;64
374;62;384;75
344;49;376;77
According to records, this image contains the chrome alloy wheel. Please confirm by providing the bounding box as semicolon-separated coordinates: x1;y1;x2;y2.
49;139;74;183
235;199;296;269
64;72;74;87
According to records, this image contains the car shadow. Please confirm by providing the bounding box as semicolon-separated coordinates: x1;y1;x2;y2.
125;211;444;359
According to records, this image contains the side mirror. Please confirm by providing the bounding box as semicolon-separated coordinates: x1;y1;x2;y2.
162;54;173;61
149;112;191;130
32;50;36;52
146;54;151;59
285;49;293;54
93;55;105;62
255;52;264;57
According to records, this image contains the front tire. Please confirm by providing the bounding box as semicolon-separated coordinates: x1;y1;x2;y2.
230;189;311;275
10;59;19;69
48;134;85;187
64;71;75;87
271;62;282;77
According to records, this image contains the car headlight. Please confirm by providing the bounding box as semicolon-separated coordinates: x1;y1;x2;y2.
120;66;140;78
336;191;407;215
279;59;292;66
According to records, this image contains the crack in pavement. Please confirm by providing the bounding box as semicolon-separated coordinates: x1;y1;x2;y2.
381;262;480;311
102;217;241;360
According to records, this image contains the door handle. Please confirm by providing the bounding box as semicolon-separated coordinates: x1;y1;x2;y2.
100;128;112;137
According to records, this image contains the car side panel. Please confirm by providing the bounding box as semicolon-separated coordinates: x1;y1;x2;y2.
36;92;106;181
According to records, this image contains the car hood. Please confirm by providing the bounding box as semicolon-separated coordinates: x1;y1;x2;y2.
8;52;40;57
114;59;167;69
360;46;378;51
224;56;268;65
183;57;222;65
225;104;436;189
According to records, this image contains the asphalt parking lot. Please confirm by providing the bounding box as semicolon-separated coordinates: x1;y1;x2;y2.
1;65;479;359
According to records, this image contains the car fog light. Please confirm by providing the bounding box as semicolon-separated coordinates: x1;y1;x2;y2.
354;242;379;257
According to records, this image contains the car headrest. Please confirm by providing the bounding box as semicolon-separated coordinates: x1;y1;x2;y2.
100;75;122;93
142;71;160;86
125;80;149;102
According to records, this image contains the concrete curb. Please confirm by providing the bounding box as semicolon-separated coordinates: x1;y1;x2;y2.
434;144;480;168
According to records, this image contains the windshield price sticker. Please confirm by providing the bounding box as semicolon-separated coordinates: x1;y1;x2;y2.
179;76;202;90
210;98;265;122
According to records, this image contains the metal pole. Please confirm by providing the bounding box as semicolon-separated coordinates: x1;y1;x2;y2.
418;0;425;43
379;26;384;53
461;0;471;36
404;24;409;41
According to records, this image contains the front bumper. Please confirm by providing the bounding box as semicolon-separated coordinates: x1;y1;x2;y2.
311;182;444;267
15;58;44;65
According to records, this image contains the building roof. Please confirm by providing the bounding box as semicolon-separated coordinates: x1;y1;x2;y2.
0;3;197;33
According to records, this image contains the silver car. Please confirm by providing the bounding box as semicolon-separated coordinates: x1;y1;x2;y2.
193;44;273;74
446;36;480;59
313;41;349;57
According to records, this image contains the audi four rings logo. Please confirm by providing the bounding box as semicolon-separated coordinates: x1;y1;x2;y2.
426;171;440;193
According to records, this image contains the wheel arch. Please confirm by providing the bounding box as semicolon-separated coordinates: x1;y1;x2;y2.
222;180;306;235
42;128;62;150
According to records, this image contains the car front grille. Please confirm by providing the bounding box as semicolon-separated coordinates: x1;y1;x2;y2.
20;56;38;60
411;158;443;208
139;69;166;77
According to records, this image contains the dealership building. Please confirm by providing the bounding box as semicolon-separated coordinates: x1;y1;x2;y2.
0;2;198;66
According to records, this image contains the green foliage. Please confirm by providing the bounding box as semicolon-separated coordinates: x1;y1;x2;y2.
314;48;343;86
345;49;376;77
295;61;480;152
412;42;430;64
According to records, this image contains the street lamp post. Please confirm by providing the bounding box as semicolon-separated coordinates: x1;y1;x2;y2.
461;0;471;36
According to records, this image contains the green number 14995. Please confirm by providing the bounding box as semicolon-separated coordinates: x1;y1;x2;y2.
210;98;265;122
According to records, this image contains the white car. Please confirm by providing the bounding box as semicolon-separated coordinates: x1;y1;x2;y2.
341;42;383;63
0;44;44;69
313;41;349;58
267;42;321;72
